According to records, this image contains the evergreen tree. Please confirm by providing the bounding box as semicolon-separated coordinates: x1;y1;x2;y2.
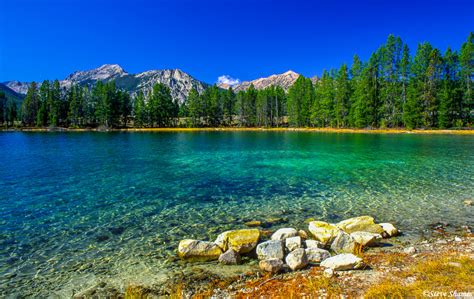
459;32;473;124
6;100;17;126
133;91;147;127
222;87;235;126
21;82;39;126
0;91;5;125
334;64;351;127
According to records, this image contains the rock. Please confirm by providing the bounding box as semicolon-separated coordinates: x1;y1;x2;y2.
271;228;298;240
305;239;324;249
304;217;316;224
305;247;331;264
336;216;384;234
323;268;334;278
454;236;462;242
320;253;364;271
214;229;260;254
218;249;241;265
298;230;308;239
285;248;308;271
350;231;382;247
178;239;222;261
256;240;285;260
259;258;284;273
403;246;416;255
331;230;360;254
285;236;302;252
380;223;398;237
308;221;339;245
464;199;473;206
265;217;287;226
244;220;262;227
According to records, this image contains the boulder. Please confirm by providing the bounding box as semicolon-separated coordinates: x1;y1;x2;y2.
336;216;384;234
305;247;331;264
259;258;284;273
330;230;360;254
380;223;398;237
285;236;302;252
320;253;364;271
256;240;285;260
350;231;382;247
285;248;308;271
218;249;241;265
214;229;260;253
308;221;339;245
298;230;308;239
178;239;222;261
403;246;416;255
305;239;324;249
271;228;298;240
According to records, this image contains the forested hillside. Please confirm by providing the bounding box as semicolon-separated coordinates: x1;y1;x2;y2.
1;33;472;129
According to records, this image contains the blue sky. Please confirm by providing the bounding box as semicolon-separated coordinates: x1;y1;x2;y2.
1;0;473;84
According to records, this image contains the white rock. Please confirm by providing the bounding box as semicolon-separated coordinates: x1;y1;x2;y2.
256;240;285;260
320;253;364;271
380;223;398;237
305;239;323;249
454;236;462;242
259;258;284;273
350;231;382;247
403;246;416;255
271;228;298;241
331;230;359;254
285;248;308;271
305;247;331;264
323;268;334;278
285;236;302;252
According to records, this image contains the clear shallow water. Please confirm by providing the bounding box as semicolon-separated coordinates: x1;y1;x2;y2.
0;132;473;296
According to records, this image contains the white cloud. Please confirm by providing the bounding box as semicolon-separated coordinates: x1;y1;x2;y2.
217;75;240;86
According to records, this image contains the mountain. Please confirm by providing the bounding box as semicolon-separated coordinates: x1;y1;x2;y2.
4;64;207;104
0;83;25;106
218;70;318;92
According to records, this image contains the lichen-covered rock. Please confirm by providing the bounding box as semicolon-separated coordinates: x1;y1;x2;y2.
308;221;339;245
244;220;262;227
218;249;241;265
330;230;360;254
178;239;222;261
271;228;298;240
336;216;385;234
380;223;398;237
285;248;308;271
285;236;302;252
305;239;324;249
297;230;308;239
305;247;331;264
259;258;284;273
256;240;285;260
214;229;260;253
350;231;382;247
320;253;364;271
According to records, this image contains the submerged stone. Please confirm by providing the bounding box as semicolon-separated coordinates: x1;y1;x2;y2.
244;220;262;227
178;239;222;261
214;229;260;254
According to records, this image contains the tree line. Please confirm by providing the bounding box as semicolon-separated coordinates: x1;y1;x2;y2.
1;33;472;129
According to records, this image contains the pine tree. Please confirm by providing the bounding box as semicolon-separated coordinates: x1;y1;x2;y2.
133;91;147;127
0;91;5;125
334;64;351;127
21;82;39;126
459;32;473;124
223;87;236;126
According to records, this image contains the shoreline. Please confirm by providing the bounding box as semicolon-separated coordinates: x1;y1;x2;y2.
1;127;474;135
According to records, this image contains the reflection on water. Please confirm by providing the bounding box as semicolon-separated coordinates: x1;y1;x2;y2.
0;132;473;296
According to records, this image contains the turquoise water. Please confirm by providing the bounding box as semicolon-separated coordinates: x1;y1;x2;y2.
0;132;473;296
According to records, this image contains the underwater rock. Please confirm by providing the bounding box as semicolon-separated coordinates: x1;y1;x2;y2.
380;223;399;237
308;221;339;245
320;253;364;271
214;229;260;254
256;240;285;260
177;239;222;261
331;230;360;254
336;216;384;234
305;247;331;264
218;249;241;265
285;248;308;271
285;236;302;252
259;258;284;273
271;228;298;240
350;231;382;246
464;199;473;206
244;220;262;227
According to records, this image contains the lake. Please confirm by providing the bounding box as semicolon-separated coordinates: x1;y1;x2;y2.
1;131;473;296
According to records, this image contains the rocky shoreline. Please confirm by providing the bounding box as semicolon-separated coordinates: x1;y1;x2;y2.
73;214;473;298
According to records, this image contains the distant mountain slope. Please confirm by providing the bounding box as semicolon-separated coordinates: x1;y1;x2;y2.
218;70;318;92
4;64;207;104
0;83;25;106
